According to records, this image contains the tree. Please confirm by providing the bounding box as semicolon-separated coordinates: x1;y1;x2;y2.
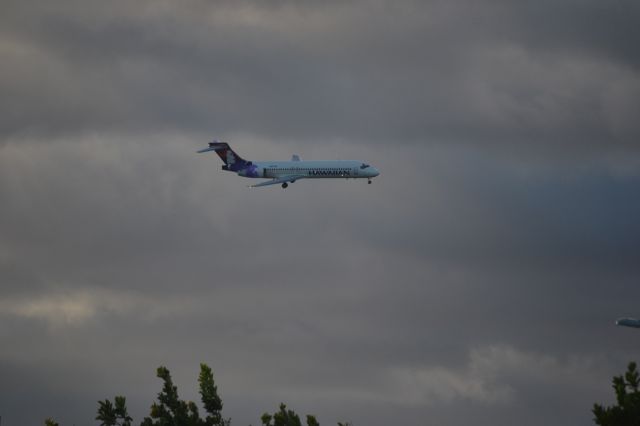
306;415;320;426
261;403;318;426
199;363;228;426
140;366;201;426
39;363;350;426
593;361;640;425
140;364;229;426
96;396;133;426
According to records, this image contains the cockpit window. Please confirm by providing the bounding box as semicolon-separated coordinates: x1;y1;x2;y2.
360;163;370;169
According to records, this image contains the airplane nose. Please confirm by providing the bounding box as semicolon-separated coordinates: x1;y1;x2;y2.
371;167;380;177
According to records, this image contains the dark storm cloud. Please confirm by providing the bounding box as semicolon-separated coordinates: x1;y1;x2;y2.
2;1;640;426
2;136;638;425
361;147;640;271
502;1;640;68
1;0;639;149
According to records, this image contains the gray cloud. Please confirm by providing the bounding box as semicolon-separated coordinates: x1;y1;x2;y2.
1;1;639;150
2;1;640;426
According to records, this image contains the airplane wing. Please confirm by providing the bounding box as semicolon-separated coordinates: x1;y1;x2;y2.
249;175;305;188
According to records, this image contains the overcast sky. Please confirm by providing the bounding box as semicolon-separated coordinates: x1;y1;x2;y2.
1;1;640;425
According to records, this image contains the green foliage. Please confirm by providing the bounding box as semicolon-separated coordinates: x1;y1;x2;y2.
140;366;201;426
593;362;640;425
199;363;227;426
305;415;319;426
139;364;229;426
260;403;301;426
97;399;117;426
42;363;345;426
96;396;133;426
261;404;319;426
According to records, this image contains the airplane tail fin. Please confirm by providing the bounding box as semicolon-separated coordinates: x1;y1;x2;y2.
197;140;249;171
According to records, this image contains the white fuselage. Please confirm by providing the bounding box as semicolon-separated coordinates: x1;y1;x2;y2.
253;160;378;180
198;140;380;188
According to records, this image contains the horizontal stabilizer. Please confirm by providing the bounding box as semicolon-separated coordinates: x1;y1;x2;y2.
197;140;228;153
197;146;218;153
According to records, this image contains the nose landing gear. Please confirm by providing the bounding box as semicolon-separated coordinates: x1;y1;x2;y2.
282;182;288;189
368;178;372;184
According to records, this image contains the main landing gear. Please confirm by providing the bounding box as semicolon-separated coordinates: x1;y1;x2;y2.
368;178;372;184
281;182;288;189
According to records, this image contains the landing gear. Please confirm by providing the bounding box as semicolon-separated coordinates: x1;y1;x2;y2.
368;179;372;184
282;182;288;189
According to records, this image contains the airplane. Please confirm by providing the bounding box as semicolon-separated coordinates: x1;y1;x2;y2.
616;318;640;329
197;140;380;188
